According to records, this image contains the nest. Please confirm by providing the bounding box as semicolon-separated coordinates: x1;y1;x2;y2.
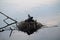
17;20;43;35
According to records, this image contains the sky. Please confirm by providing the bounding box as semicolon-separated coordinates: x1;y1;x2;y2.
0;0;60;40
0;0;60;26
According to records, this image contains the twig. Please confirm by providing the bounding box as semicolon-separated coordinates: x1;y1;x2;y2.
3;18;9;24
0;22;17;29
9;27;14;37
0;12;18;29
0;12;17;22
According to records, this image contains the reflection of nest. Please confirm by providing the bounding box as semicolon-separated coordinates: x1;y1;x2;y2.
17;20;43;35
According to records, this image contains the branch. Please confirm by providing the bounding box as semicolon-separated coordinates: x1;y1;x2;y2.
0;12;18;29
0;12;17;22
3;18;9;24
0;22;17;29
0;29;4;32
9;27;13;37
